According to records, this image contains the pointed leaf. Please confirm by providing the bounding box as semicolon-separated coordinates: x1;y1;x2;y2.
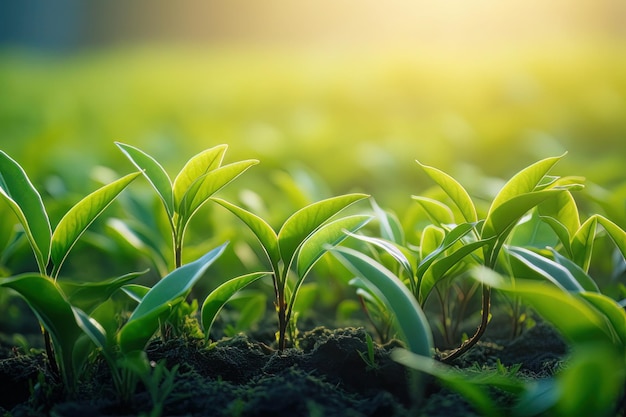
411;196;455;226
211;197;279;269
345;232;414;280
0;274;82;386
420;237;493;303
0;151;51;272
119;243;228;353
278;194;369;267
597;215;626;261
72;307;108;353
578;292;626;347
538;191;580;237
201;271;269;336
297;215;373;277
507;246;584;292
115;142;174;217
571;216;598;272
122;284;150;303
539;216;573;256
51;172;140;276
331;246;433;358
178;160;258;222
58;270;147;313
417;222;479;278
487;154;564;218
417;161;477;223
371;199;404;244
549;248;599;292
172;145;227;207
419;225;445;263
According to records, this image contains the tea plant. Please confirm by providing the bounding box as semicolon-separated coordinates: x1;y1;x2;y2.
211;193;372;350
115;142;258;268
340;155;584;361
0;150;141;388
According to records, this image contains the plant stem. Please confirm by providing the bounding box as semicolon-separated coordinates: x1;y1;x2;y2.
43;328;60;379
439;285;491;363
277;287;287;351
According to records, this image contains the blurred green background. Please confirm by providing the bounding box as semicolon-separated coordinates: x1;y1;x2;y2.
1;0;625;273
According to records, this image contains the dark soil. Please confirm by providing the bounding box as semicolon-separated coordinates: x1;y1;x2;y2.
0;323;568;417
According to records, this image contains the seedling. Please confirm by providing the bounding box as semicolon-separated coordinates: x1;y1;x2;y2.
212;193;372;350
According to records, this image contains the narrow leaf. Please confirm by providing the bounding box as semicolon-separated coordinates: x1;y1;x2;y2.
172;145;228;207
58;270;147;313
507;246;584;293
417;161;477;223
371;199;404;244
345;232;415;280
549;248;599;292
278;193;369;267
211;197;279;269
119;243;228;353
51;172;141;276
417;222;479;278
0;151;51;273
538;191;580;237
201;271;269;336
571;216;598;272
331;246;433;358
597;215;626;261
115;142;174;217
578;292;626;347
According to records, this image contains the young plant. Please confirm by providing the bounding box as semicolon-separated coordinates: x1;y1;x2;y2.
115;142;258;268
0;150;141;388
343;155;585;361
211;193;372;350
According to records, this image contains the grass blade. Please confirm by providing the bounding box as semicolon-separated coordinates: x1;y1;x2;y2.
50;172;140;277
201;271;269;337
0;151;51;273
115;142;174;217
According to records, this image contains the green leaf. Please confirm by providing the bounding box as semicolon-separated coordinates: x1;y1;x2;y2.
596;215;626;261
0;274;83;387
331;246;433;358
417;222;479;279
487;154;564;219
50;172;141;277
115;142;174;217
507;246;584;293
118;243;228;353
482;190;564;264
211;197;280;270
411;196;455;226
344;232;414;280
278;193;369;268
538;191;580;237
0;151;51;273
178;160;258;222
200;271;269;337
296;215;373;278
539;216;573;256
420;237;493;303
471;267;616;346
571;216;598;272
549;248;599;292
417;161;477;223
58;270;147;313
419;225;445;262
371;199;404;244
172;145;228;207
121;284;151;303
578;292;626;347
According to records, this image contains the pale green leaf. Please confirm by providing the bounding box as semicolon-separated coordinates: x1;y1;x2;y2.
0;151;51;273
417;161;477;223
278;193;369;267
549;248;599;292
571;216;598;272
417;222;479;278
538;191;580;238
596;215;626;261
371;199;404;244
115;142;174;217
578;292;626;347
411;196;455;226
419;225;444;263
201;271;269;337
172;145;227;207
487;154;565;219
50;172;141;277
344;231;415;280
211;197;279;270
331;246;433;358
296;215;373;278
119;243;228;353
178;160;258;222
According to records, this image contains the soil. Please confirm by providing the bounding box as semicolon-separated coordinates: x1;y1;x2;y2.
0;322;568;417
